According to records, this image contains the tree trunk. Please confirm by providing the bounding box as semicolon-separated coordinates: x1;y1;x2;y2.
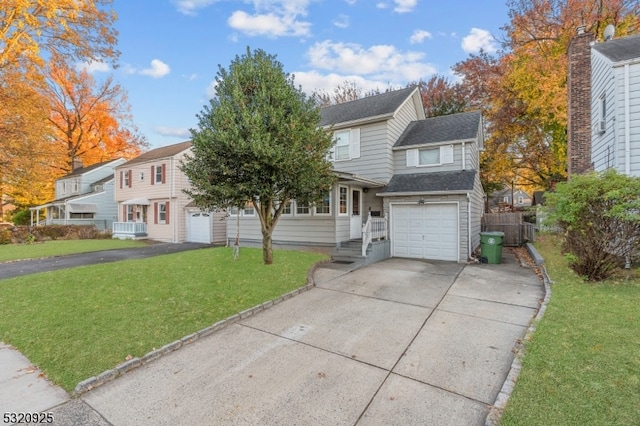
262;230;273;265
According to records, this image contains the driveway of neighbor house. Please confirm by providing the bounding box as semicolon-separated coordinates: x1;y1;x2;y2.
11;250;541;426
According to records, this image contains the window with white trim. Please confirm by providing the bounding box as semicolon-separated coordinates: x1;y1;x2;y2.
158;202;167;223
599;93;606;133
406;145;454;167
315;192;331;215
126;205;134;222
339;186;348;215
329;129;360;161
296;201;310;215
243;201;255;216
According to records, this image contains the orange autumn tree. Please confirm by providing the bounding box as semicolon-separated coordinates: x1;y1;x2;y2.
0;0;118;71
44;58;147;175
1;0;120;212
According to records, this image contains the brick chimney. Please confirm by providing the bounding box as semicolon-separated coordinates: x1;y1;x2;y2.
567;26;595;177
72;157;83;171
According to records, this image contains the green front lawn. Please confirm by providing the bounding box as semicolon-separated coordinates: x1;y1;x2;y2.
500;234;640;425
0;239;147;263
0;247;326;392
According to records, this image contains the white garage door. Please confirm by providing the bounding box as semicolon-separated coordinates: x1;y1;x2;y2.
187;212;212;243
391;204;458;261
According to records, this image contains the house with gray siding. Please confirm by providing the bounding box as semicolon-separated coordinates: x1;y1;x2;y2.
568;27;640;177
228;86;485;263
30;158;126;230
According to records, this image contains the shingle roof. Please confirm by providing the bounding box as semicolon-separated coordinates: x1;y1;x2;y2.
592;34;640;62
393;111;481;148
67;158;122;176
319;86;418;127
121;140;192;167
380;170;476;194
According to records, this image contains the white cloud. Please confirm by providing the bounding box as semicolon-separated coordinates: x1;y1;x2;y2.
306;40;436;85
140;59;171;78
154;126;191;138
333;14;349;29
344;0;357;5
394;0;417;13
410;29;432;44
292;70;400;96
173;0;217;16
228;0;313;38
376;2;388;9
75;61;110;74
462;28;498;54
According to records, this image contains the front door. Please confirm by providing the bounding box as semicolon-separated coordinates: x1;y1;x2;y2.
350;188;362;239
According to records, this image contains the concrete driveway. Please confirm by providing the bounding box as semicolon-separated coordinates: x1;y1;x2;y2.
14;252;544;425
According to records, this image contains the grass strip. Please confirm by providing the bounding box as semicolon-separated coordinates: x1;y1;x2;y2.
500;233;640;425
0;246;326;392
0;239;147;263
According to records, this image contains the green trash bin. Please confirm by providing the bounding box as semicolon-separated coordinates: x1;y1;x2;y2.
480;231;504;264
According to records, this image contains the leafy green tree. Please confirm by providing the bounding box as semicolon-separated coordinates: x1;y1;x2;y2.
181;48;336;265
545;169;640;281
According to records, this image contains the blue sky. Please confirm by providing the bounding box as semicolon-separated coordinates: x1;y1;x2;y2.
83;0;510;149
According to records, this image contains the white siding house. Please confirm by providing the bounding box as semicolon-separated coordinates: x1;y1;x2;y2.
226;86;485;263
30;158;126;230
590;34;640;175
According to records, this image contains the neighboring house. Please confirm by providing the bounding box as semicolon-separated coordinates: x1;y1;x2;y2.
112;141;227;244
488;188;533;211
568;26;640;177
29;158;126;230
227;86;485;263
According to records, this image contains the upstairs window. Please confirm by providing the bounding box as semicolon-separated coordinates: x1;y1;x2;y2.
406;145;454;167
296;202;310;215
329;129;360;161
152;164;166;185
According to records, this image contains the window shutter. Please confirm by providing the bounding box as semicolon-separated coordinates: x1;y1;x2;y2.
151;165;155;185
123;205;127;222
161;164;166;184
154;202;158;224
406;149;418;167
441;145;454;164
350;128;361;159
128;170;132;188
119;171;123;188
165;202;170;224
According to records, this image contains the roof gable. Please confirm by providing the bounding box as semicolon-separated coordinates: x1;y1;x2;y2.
393;111;482;148
121;140;192;167
319;86;419;127
592;34;640;63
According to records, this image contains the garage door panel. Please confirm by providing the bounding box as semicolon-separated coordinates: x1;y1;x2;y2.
187;212;212;243
392;204;458;261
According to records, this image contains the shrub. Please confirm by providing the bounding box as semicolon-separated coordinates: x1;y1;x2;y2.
0;227;12;245
10;209;31;226
544;169;640;281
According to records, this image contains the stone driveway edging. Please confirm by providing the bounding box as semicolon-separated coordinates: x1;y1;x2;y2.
73;258;336;397
485;244;552;426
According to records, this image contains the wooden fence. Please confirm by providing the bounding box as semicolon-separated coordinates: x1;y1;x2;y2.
482;212;535;246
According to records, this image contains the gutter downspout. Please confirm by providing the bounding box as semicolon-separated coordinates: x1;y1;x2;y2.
467;193;472;259
624;64;631;174
171;156;177;243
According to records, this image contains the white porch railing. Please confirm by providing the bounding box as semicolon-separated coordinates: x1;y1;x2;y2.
362;213;387;256
112;222;148;237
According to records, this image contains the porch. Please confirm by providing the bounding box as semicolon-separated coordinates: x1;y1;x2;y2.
332;214;389;264
33;218;112;231
112;222;148;239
